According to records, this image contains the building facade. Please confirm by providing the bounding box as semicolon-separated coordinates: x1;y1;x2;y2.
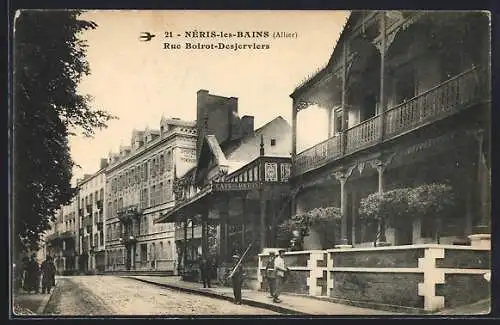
77;160;107;273
289;11;490;248
104;117;197;274
157;90;292;284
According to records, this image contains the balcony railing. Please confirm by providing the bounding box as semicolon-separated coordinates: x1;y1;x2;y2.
294;136;342;177
294;66;489;176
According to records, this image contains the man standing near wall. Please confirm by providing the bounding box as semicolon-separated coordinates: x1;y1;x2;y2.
265;252;276;298
273;249;288;303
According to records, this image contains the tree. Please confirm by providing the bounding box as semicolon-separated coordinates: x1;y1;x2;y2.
13;10;115;258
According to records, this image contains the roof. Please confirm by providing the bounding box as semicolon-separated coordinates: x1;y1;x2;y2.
205;135;228;166
290;11;356;99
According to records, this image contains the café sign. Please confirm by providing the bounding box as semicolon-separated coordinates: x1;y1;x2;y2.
212;181;262;192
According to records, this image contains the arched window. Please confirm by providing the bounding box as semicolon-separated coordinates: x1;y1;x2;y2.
160;241;164;259
167;241;172;259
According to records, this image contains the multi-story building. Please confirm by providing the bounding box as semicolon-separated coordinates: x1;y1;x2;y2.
76;159;107;273
289;11;490;248
104;117;197;274
40;198;79;274
157;90;292;284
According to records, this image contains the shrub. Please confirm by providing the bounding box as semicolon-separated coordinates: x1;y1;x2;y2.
276;207;342;250
359;183;455;245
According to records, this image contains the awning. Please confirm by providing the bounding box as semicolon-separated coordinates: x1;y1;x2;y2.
155;184;214;224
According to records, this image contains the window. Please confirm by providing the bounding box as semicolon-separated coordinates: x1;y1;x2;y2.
166;180;172;201
159;182;164;204
167;241;172;259
100;230;104;245
150;185;156;206
159;154;165;174
334;109;343;134
270;138;276;146
166;151;172;171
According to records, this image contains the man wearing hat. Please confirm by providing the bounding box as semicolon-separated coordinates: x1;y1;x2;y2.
265;252;277;298
272;249;288;303
229;254;245;305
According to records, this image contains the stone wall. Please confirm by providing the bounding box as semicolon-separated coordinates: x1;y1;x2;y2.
258;245;490;312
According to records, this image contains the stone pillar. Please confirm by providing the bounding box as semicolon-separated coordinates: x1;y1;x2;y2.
334;166;355;247
259;189;267;251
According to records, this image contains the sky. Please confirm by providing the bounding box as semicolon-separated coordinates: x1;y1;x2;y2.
70;10;349;182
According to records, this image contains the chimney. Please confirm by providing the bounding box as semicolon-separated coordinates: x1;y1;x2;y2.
241;115;254;137
100;158;108;170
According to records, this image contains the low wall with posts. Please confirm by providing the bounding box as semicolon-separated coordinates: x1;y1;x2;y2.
258;245;490;312
258;250;329;296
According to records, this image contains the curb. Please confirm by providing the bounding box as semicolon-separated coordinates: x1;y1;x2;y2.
124;276;307;315
291;294;430;315
37;280;59;314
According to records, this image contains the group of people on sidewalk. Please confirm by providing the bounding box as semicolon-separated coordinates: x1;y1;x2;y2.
228;249;289;305
196;248;289;305
264;249;289;303
16;254;57;295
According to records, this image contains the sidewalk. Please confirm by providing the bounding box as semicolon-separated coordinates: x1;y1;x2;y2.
12;286;56;316
125;275;400;315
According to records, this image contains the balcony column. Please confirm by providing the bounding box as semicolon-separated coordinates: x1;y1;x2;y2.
218;197;229;260
291;99;298;171
378;12;387;141
241;195;246;249
374;160;387;243
334;165;356;247
341;42;349;155
468;130;490;249
259;188;267;251
201;211;209;260
183;215;188;269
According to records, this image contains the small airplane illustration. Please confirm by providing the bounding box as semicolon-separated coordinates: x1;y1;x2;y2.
139;32;156;42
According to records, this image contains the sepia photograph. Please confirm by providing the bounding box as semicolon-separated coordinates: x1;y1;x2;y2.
9;9;491;317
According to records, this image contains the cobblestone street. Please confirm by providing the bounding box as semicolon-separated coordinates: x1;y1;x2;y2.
43;276;278;316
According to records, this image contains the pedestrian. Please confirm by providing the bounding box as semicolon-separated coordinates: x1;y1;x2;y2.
21;256;30;292
199;256;211;288
265;252;276;298
26;254;40;293
272;249;289;303
40;255;57;294
229;254;246;305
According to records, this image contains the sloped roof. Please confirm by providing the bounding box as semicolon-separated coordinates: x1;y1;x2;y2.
204;135;228;166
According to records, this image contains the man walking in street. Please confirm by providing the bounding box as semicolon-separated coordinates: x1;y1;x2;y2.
41;255;57;294
229;254;245;305
199;256;211;288
273;249;288;303
265;251;276;298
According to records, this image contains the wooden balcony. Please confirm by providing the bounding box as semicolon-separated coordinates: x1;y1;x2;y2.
294;66;489;177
